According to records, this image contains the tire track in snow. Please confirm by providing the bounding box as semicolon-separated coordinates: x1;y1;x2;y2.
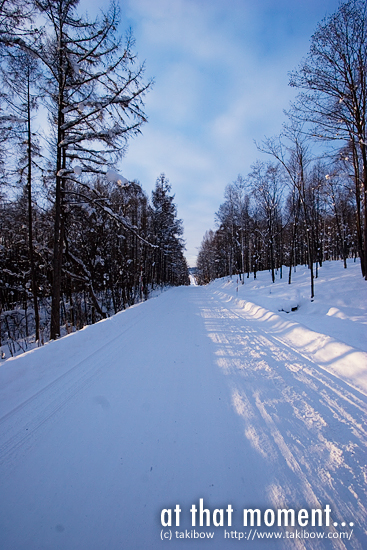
212;289;367;436
0;287;278;550
0;286;365;549
0;316;143;469
200;287;367;548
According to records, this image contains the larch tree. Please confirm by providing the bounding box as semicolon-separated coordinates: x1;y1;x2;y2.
31;0;152;338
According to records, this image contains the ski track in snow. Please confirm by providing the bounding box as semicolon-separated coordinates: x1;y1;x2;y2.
0;285;366;550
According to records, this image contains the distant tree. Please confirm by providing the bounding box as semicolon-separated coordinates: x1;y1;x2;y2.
259;128;318;298
151;174;188;287
249;161;284;284
323;168;356;269
231;175;251;280
215;183;237;278
196;230;217;284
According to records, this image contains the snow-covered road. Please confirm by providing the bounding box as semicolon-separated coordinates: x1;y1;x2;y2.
0;284;366;549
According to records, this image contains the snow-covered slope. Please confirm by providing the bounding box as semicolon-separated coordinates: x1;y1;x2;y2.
210;259;367;352
209;259;367;395
0;260;366;549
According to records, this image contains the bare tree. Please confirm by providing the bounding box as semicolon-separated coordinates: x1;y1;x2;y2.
0;0;36;47
249;161;284;284
230;175;251;281
259;128;317;298
289;0;367;278
215;183;237;278
2;50;42;341
31;0;152;338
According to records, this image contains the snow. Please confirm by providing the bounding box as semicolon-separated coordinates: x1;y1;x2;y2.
73;165;82;175
0;260;366;549
106;169;128;185
210;259;367;396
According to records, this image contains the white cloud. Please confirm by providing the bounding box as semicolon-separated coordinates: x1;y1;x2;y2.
118;0;341;266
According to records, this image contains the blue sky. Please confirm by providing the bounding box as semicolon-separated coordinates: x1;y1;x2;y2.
85;0;342;266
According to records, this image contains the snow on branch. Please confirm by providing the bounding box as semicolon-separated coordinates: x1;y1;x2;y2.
70;179;158;249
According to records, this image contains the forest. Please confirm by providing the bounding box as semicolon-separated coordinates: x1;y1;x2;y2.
0;0;189;357
196;0;367;296
1;0;367;358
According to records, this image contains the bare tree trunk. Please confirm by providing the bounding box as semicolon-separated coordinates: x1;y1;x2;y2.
351;139;365;276
26;72;40;342
50;27;66;340
360;142;367;280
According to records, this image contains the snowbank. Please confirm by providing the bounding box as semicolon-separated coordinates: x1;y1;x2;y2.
209;260;367;396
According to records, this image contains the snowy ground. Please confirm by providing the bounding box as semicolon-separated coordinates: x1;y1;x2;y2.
0;260;366;549
210;259;367;395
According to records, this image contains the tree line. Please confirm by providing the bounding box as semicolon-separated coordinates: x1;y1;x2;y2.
197;0;367;296
0;0;188;357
